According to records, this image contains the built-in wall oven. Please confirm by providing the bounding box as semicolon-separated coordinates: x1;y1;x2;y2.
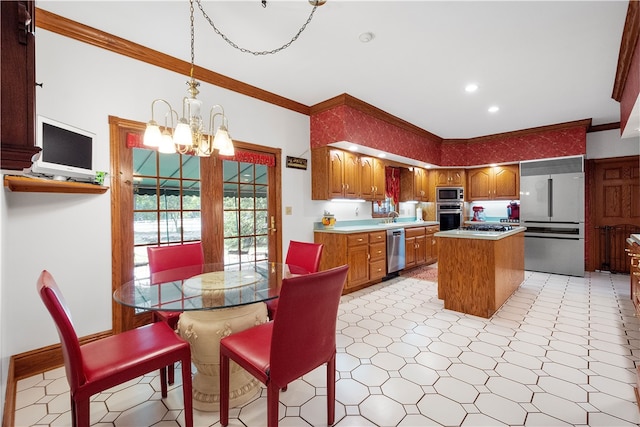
437;202;463;231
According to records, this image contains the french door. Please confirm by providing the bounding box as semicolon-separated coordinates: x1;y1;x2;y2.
109;116;282;332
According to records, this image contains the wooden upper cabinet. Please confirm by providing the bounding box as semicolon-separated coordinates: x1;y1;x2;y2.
436;169;465;187
400;167;428;202
360;156;386;200
1;1;40;170
400;167;429;202
311;147;360;200
467;165;519;200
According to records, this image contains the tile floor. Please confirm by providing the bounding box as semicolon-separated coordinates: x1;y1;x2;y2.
14;269;640;426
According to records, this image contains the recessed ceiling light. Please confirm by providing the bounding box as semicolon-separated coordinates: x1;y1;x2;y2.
349;145;358;151
377;153;386;158
488;106;500;113
465;84;478;93
359;32;375;43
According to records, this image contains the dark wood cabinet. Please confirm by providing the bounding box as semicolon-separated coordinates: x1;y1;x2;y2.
1;0;40;170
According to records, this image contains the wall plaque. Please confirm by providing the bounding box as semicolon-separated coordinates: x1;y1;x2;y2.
286;156;307;170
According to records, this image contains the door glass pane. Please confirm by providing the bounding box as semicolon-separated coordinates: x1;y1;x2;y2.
223;159;270;267
133;148;201;280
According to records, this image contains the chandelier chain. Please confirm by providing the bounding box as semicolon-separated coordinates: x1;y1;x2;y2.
189;0;196;77
194;0;319;56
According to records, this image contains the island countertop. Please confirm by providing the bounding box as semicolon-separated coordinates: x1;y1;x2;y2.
314;221;439;234
435;226;526;240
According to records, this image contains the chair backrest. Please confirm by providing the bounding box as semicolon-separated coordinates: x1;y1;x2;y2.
147;242;205;282
269;264;348;387
285;241;323;274
37;270;86;393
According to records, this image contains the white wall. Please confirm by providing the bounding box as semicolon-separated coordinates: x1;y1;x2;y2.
0;28;313;387
586;129;640;159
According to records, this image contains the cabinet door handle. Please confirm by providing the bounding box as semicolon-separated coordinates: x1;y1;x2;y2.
368;253;370;260
358;238;364;242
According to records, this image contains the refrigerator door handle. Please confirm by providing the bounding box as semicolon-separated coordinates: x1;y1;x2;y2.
548;178;553;218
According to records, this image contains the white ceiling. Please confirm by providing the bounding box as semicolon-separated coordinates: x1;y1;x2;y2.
38;0;630;139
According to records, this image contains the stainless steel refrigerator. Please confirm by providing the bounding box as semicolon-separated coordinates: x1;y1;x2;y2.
520;156;585;276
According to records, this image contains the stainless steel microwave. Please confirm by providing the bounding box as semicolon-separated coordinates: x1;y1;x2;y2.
436;187;464;202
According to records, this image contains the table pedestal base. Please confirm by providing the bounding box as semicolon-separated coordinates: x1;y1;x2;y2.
177;302;267;412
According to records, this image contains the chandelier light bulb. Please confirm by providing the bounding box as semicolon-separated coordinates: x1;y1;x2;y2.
158;131;177;154
173;121;193;146
143;122;162;147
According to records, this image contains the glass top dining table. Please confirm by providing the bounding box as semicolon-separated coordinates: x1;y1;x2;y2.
114;262;307;312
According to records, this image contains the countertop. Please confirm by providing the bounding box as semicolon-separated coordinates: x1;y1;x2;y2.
435;226;526;241
314;221;439;234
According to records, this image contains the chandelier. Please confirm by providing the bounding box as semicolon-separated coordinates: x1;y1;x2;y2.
143;0;326;156
143;0;234;157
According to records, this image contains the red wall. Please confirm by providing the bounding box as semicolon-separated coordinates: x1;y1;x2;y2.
310;105;442;165
311;104;586;167
440;127;587;166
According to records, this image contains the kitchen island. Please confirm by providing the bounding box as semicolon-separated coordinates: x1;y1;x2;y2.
435;226;525;318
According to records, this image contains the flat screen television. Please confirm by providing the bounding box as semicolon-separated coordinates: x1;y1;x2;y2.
28;116;96;181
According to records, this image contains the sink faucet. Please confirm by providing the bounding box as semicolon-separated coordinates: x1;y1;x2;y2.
387;211;399;223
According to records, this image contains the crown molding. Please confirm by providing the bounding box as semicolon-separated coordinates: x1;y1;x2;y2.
34;7;310;116
612;0;639;101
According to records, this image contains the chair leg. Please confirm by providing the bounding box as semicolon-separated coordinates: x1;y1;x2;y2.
267;383;280;427
160;366;168;398
327;354;336;425
74;397;90;427
168;363;175;385
181;355;194;427
220;352;230;427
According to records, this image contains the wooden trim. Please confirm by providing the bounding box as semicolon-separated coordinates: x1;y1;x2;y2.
34;7;310;116
2;357;15;427
612;0;640;101
442;118;592;145
310;93;443;142
1;331;113;427
588;122;621;133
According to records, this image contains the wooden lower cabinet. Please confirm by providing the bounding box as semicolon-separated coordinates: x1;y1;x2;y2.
405;225;439;270
315;230;387;292
626;238;640;410
425;225;439;264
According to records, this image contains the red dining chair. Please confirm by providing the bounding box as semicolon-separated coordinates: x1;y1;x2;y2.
147;242;204;384
265;240;323;320
219;264;348;427
37;270;193;427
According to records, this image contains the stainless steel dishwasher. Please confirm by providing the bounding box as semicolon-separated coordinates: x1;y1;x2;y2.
386;228;406;274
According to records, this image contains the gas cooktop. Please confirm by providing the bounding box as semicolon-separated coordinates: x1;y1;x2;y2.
461;224;514;232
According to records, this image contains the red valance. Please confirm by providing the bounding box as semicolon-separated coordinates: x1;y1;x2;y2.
126;132;275;167
385;167;400;205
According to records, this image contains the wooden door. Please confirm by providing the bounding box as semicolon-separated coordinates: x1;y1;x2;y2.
468;168;491;200
415;234;427;265
373;158;386;199
346;244;369;288
360;156;375;200
405;236;416;268
588;156;640;273
494;165;519;200
328;149;345;199
343;151;360;198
